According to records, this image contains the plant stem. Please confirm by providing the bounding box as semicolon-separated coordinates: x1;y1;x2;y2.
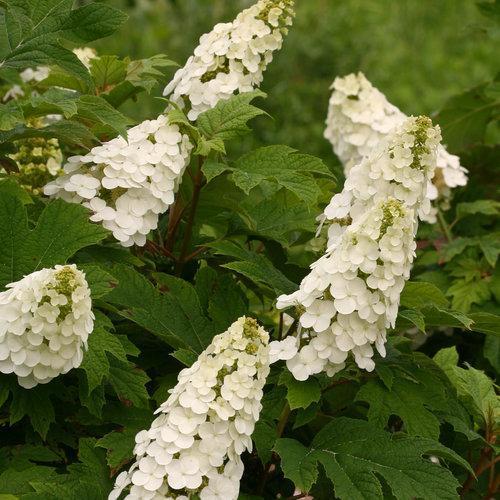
175;158;204;275
437;209;453;243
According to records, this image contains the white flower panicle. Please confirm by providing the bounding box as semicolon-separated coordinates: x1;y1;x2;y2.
0;265;94;389
44;115;193;247
110;317;270;500
272;117;440;381
273;198;418;381
163;0;295;120
322;115;440;243
324;72;467;221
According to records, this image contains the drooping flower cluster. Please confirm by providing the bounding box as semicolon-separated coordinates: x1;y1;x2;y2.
110;317;270;500
0;265;94;389
271;117;439;380
44;115;193;247
324;72;467;221
164;0;295;120
6;133;63;195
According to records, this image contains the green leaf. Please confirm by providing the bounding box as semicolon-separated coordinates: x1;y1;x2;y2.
468;312;500;337
252;420;277;464
0;196;108;289
279;370;321;410
274;438;318;492
79;316;127;394
356;352;472;440
231;145;333;204
22;87;79;119
106;266;218;353
0;120;97;148
108;358;150;408
75;95;131;137
3;42;92;89
242;196;317;245
208;240;297;295
0;466;57;495
201;159;228;183
0;100;23;130
0;178;32;204
437;84;499;150
206;273;248;333
455;199;500;221
400;281;449;309
447;279;491;312
96;428;137;468
484;336;500;372
78;264;117;299
197;90;267;141
90;55;127;89
9;384;56;439
277;418;468;499
434;348;500;427
397;309;426;333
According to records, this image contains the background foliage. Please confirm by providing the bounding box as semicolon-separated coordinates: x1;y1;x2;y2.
0;0;498;499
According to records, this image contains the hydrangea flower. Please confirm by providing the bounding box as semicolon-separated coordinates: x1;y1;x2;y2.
0;265;94;389
272;117;440;381
110;317;270;500
44;115;193;247
274;198;418;380
163;0;295;120
322;116;440;244
324;72;468;222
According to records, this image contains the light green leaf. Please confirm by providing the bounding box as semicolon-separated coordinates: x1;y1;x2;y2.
469;312;500;337
201;159;229;183
279;370;321;410
455;199;500;221
232;145;333;204
0;101;23;130
197;90;267;141
400;281;450;309
96;428;137;468
274;438;318;492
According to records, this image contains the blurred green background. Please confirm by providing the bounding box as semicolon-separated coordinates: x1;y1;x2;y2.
94;0;498;169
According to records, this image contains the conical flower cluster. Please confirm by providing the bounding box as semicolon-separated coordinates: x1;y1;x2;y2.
271;117;439;380
324;72;467;222
44;115;193;247
110;317;270;500
0;265;94;389
164;0;295;120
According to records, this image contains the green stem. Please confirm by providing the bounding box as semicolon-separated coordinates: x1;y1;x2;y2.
175;157;205;275
437;209;453;243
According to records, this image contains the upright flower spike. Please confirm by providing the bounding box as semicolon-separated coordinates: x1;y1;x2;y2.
324;72;467;222
322;115;440;246
0;265;94;389
44;115;193;247
163;0;295;120
110;317;270;500
272;117;441;381
274;198;418;380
